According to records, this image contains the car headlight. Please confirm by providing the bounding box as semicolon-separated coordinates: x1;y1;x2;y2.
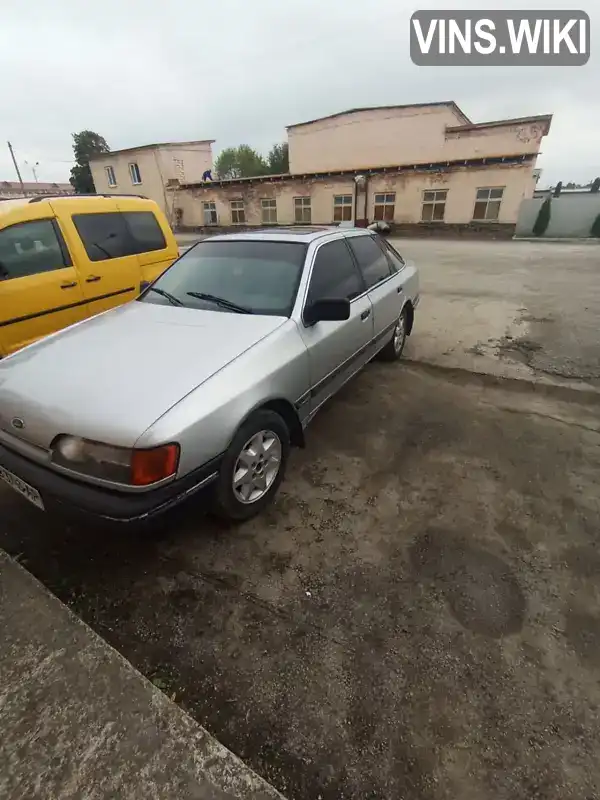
51;436;180;486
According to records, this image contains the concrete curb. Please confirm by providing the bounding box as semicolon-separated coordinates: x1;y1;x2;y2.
403;358;600;406
512;237;600;244
0;550;286;800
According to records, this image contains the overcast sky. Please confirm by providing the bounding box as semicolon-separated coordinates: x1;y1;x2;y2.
1;0;596;187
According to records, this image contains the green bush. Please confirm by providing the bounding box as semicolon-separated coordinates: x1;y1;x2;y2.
532;197;552;237
591;213;600;238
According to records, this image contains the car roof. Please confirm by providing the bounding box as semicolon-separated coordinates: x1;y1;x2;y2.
0;198;36;216
206;226;372;244
0;193;149;217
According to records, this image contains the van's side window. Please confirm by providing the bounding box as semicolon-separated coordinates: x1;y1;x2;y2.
124;211;167;253
72;212;133;262
0;219;69;281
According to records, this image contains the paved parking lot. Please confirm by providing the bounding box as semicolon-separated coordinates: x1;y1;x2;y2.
2;239;600;799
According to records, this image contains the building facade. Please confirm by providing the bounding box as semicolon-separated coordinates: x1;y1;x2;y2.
174;102;552;237
89;140;214;216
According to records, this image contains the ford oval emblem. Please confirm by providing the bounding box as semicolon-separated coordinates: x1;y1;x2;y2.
11;418;25;430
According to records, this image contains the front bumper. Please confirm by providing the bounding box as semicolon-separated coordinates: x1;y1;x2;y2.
0;442;221;523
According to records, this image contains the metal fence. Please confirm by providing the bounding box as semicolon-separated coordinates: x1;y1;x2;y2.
515;192;600;238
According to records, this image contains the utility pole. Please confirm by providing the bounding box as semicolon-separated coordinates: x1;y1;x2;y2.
7;141;25;194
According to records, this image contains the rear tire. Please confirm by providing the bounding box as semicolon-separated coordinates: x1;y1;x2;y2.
378;307;408;362
212;409;290;522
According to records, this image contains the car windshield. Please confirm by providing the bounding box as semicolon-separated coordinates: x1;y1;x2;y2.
139;239;308;317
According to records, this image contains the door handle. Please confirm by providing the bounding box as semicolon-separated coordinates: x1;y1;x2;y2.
360;308;371;321
86;275;101;283
60;281;77;289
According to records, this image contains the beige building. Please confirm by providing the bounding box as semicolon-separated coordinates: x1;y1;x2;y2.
174;102;552;236
89;140;214;216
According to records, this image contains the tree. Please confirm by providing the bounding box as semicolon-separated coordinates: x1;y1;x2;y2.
553;181;563;197
69;130;110;193
214;145;268;179
532;197;552;237
267;142;289;174
591;178;600;193
591;214;600;238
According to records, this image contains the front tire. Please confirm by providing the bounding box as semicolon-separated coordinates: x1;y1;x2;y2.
378;307;408;362
212;409;290;521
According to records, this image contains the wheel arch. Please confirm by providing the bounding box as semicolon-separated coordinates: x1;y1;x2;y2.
234;397;305;449
402;299;415;335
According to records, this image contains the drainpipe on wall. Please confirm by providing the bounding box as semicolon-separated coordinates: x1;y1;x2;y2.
153;150;170;221
353;174;368;227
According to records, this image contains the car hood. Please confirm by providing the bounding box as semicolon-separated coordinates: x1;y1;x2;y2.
0;302;286;449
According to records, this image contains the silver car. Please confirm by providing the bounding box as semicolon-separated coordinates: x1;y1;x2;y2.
0;227;419;523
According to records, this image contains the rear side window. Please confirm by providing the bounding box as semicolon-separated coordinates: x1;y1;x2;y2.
124;211;167;253
348;235;392;290
306;239;364;306
379;237;405;272
72;212;133;262
0;219;69;281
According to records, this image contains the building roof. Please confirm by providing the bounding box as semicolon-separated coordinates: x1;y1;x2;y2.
446;114;553;135
0;180;72;193
89;140;215;161
286;102;472;129
180;152;537;189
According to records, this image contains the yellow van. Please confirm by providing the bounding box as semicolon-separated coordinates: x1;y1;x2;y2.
0;194;179;357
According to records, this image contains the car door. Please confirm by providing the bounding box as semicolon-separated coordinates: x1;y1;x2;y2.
347;233;404;345
58;201;141;316
0;215;88;356
298;238;373;412
117;199;179;289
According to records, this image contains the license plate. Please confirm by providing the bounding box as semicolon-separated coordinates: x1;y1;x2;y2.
0;465;45;510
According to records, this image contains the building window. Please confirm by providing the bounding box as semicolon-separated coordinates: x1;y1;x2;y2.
105;166;117;187
421;190;447;221
333;195;353;222
373;193;395;222
261;198;277;224
230;200;245;224
128;162;142;185
203;202;217;225
473;187;504;221
294;197;311;223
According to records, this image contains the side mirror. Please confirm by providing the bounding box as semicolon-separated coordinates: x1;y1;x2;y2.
304;298;350;324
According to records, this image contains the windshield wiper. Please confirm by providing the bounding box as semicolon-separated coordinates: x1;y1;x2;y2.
186;292;251;314
147;287;183;306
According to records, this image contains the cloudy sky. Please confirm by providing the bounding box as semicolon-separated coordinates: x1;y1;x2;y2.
1;0;596;187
